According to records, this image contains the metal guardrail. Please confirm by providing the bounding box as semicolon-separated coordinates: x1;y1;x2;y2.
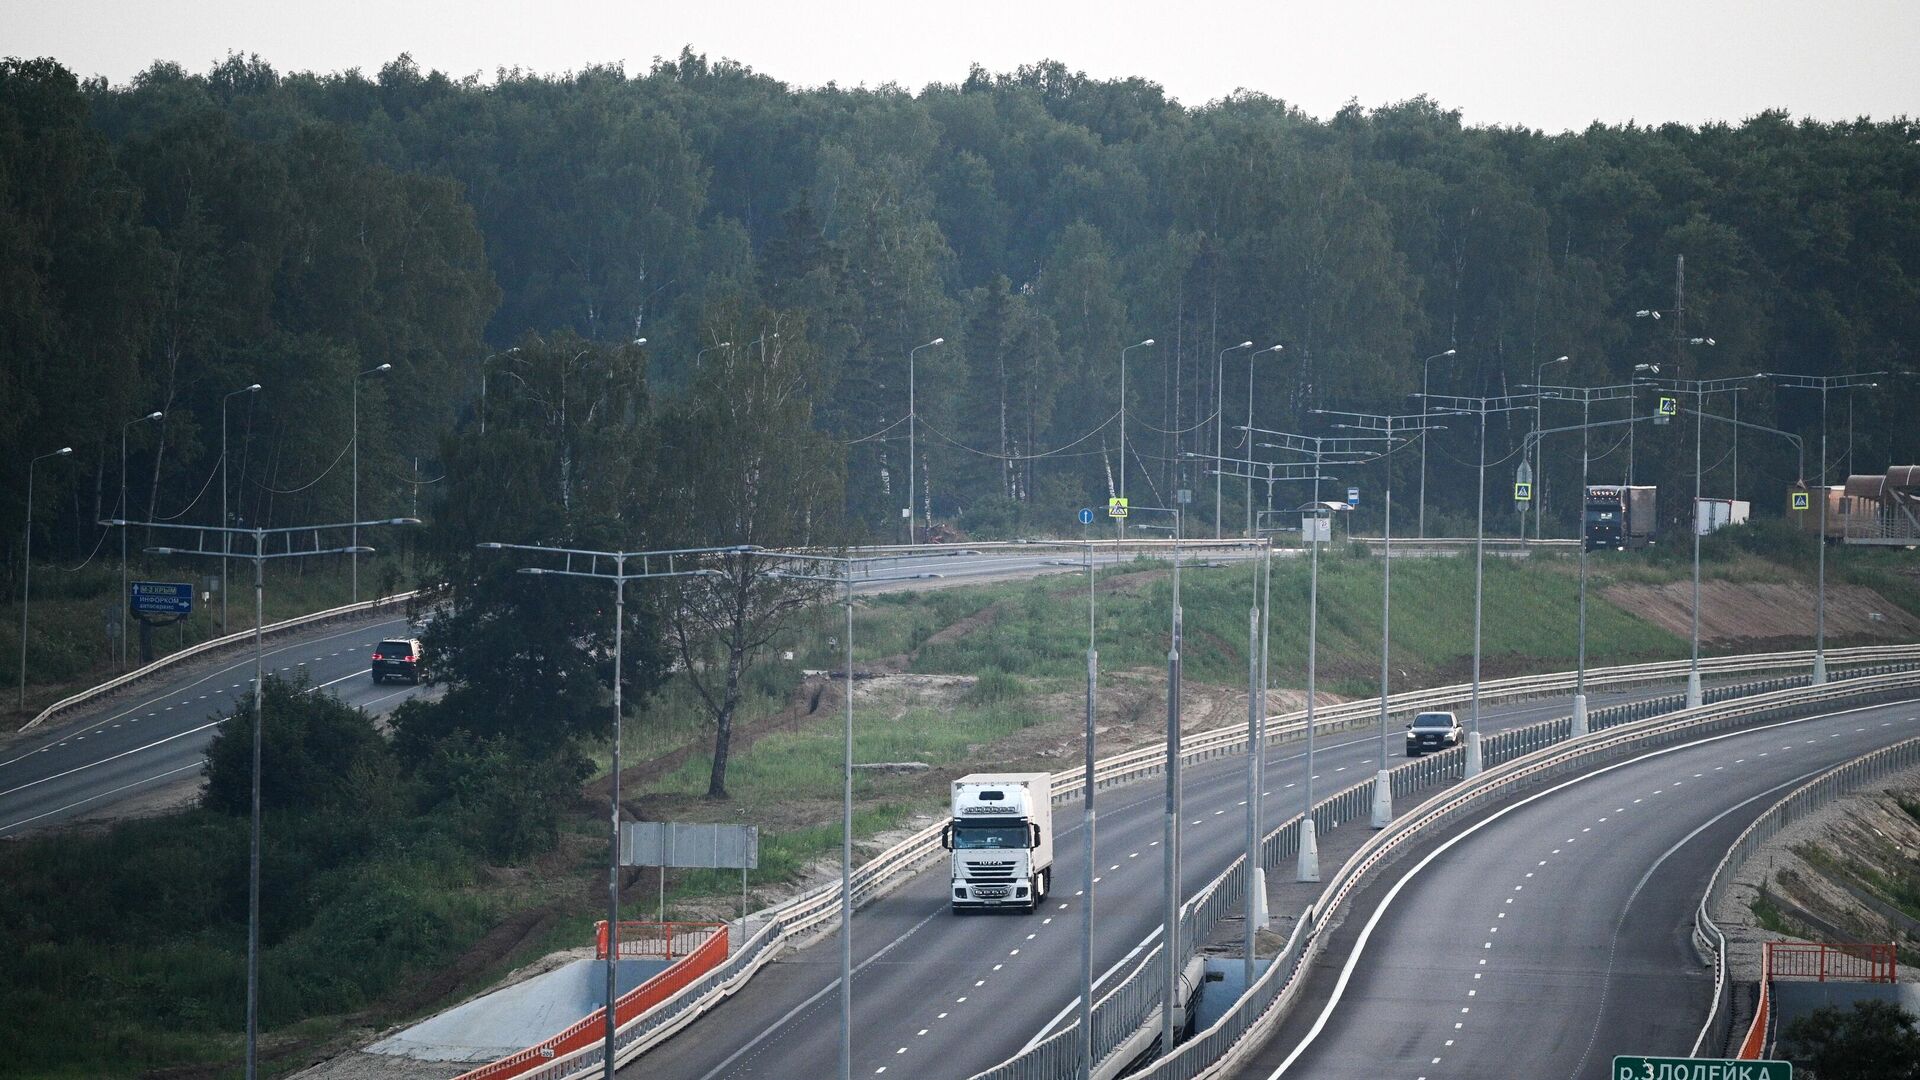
18;589;421;732
968;662;1920;1080
1692;733;1920;1059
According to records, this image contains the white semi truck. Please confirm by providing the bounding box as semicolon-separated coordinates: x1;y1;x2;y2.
943;773;1053;913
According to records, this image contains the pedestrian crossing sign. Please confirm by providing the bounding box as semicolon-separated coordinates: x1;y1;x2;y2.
1792;491;1810;511
1514;481;1532;502
1107;497;1129;519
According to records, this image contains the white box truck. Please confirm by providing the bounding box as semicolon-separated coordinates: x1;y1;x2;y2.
1695;497;1751;536
943;773;1053;913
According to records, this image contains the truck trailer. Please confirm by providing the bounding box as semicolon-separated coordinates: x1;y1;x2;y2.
943;773;1053;913
1585;484;1657;551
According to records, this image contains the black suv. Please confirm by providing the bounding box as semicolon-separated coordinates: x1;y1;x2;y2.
1404;710;1463;756
371;638;426;684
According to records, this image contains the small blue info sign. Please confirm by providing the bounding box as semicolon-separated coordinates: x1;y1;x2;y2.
130;581;193;616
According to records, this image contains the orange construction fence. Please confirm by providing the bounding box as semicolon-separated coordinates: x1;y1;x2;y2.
1738;941;1897;1059
452;922;729;1080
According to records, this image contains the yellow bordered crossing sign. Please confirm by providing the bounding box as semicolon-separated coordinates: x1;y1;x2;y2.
1107;497;1129;519
1514;481;1532;502
1792;491;1810;511
1657;396;1679;417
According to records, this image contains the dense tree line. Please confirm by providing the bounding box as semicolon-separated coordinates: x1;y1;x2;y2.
9;50;1920;566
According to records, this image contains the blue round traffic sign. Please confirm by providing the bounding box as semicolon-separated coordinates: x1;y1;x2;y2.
1078;508;1095;525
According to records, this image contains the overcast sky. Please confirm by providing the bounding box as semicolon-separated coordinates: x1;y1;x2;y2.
9;0;1917;132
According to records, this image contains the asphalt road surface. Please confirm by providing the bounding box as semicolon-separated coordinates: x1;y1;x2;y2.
1248;695;1920;1080
625;683;1689;1080
0;613;424;836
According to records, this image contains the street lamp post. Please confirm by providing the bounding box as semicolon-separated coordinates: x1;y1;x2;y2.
1118;339;1155;540
351;363;392;603
1243;345;1284;538
1315;410;1440;826
1640;374;1747;708
21;446;73;709
1530;356;1570;540
1761;372;1883;685
1413;393;1536;775
1214;342;1253;538
1417;349;1457;538
221;383;262;634
478;542;741;1080
120;515;417;1080
906;337;945;544
119;410;163;668
694;340;732;368
1079;523;1098;1076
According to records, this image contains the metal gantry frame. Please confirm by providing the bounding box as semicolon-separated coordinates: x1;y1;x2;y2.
475;541;745;1080
108;514;419;1080
1312;410;1443;828
1525;381;1644;734
1248;426;1394;879
1410;391;1538;775
1637;375;1753;707
1762;371;1885;685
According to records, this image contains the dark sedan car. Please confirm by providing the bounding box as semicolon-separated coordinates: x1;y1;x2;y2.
1404;710;1463;756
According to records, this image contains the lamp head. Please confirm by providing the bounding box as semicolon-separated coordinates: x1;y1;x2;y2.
388;517;423;526
1554;355;1570;363
1235;340;1254;349
931;337;944;346
476;542;503;550
56;446;73;456
633;337;648;346
1443;349;1456;356
719;341;731;348
1691;337;1715;346
375;363;392;373
146;411;164;421
1139;338;1155;347
246;383;261;392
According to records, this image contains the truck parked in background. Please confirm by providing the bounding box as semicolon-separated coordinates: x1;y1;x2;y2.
943;773;1053;913
1694;498;1751;536
1585;485;1657;551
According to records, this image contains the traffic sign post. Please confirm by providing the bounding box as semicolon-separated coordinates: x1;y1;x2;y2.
1613;1056;1790;1079
129;581;193;616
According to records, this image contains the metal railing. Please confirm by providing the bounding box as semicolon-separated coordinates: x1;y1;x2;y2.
19;589;420;731
1694;734;1920;1059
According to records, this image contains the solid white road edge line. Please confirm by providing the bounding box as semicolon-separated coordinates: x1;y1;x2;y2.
0;761;203;835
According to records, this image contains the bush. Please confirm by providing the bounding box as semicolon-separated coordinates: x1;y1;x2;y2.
203;673;396;817
416;731;588;861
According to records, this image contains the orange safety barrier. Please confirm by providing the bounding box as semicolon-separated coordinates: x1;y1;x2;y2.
1738;941;1897;1058
594;920;716;961
452;922;729;1080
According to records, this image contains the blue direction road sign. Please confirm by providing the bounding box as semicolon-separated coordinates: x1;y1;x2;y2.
130;581;193;616
1079;507;1095;525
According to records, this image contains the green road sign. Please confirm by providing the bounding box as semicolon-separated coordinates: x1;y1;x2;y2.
1613;1056;1790;1080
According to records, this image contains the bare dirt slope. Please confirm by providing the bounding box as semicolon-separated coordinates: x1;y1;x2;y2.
1710;764;1920;981
1600;580;1920;644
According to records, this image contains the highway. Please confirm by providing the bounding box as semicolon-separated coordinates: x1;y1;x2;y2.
627;684;1686;1080
0;546;1186;837
1250;696;1920;1080
0;613;423;836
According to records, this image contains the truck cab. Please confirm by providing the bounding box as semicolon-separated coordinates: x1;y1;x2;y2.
944;773;1053;914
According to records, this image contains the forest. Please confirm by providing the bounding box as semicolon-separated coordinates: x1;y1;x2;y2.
6;47;1920;573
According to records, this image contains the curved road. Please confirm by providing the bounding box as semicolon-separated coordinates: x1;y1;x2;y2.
0;547;1193;837
627;684;1689;1080
1251;696;1919;1080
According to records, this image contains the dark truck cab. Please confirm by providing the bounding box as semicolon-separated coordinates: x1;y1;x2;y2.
1585;484;1657;551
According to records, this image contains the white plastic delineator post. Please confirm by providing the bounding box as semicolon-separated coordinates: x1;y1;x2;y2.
1812;653;1827;686
1687;670;1703;710
1248;867;1269;930
1370;769;1392;828
1571;693;1589;737
1463;730;1484;778
1295;818;1320;882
